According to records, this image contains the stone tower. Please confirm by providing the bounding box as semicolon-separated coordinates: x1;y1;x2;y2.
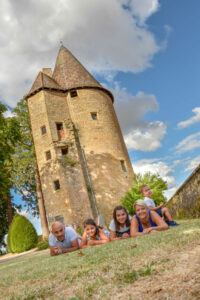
26;46;134;233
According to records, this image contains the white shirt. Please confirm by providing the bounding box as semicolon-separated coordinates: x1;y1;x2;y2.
109;215;132;232
49;227;78;248
144;197;156;208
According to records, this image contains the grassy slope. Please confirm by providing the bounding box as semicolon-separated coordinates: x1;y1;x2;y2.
0;219;199;300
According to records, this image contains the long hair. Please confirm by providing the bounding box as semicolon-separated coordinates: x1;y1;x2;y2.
83;219;99;236
113;206;130;231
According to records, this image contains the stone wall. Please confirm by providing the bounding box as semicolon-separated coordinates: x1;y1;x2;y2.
67;88;134;223
28;90;93;227
167;164;200;218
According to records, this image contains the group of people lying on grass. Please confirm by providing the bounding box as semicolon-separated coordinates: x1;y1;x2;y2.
49;184;179;256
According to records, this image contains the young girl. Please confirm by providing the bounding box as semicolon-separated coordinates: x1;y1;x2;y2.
109;206;131;241
80;219;110;248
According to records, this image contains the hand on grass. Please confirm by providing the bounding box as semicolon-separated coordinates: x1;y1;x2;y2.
143;228;154;234
121;233;129;239
54;246;62;255
88;240;95;246
149;229;158;234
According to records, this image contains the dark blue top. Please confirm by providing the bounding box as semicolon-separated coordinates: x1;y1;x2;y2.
135;210;157;232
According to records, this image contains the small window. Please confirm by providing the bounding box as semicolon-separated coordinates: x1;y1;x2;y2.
91;112;97;120
54;180;60;191
61;147;68;155
56;123;65;140
46;150;51;161
41;125;46;135
120;160;127;172
56;123;63;131
70;90;78;98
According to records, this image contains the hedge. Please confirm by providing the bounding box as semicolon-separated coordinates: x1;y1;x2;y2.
7;214;38;253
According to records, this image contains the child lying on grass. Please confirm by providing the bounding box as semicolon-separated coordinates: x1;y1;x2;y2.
80;219;110;248
109;206;132;241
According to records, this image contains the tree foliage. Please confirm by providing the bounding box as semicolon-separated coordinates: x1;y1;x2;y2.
121;172;168;215
7;214;38;253
0;103;21;247
11;98;38;215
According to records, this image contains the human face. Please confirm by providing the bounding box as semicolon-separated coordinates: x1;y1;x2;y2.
52;223;65;241
135;205;148;220
85;224;97;238
142;186;152;198
116;209;127;225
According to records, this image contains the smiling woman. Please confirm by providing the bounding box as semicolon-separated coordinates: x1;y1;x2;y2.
130;199;168;237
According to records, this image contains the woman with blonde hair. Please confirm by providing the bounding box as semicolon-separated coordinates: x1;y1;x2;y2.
130;199;168;237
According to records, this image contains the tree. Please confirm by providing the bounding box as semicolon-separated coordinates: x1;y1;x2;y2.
121;172;168;215
0;103;21;247
11;98;49;237
11;98;38;215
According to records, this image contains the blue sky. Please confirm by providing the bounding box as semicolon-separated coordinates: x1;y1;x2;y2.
1;1;200;233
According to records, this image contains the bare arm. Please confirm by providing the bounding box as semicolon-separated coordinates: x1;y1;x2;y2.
148;203;164;211
50;239;79;256
150;211;169;231
61;239;79;253
88;231;110;246
80;232;90;249
110;230;122;241
130;216;145;237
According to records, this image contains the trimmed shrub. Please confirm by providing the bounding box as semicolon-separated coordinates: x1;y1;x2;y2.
7;214;38;253
7;230;12;253
37;238;49;251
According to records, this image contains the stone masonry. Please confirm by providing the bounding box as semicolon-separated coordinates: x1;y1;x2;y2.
167;164;200;218
26;46;134;233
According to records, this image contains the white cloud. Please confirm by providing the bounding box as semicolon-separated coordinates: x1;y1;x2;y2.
175;132;200;154
112;84;167;151
114;85;159;134
118;0;160;24
177;107;200;128
0;0;161;107
172;159;182;167
3;109;13;118
184;155;200;172
133;158;178;199
124;121;166;151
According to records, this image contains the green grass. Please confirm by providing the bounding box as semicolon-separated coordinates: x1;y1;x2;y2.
0;219;199;299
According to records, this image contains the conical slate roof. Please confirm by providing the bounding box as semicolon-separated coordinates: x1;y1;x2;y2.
52;45;102;90
28;71;63;96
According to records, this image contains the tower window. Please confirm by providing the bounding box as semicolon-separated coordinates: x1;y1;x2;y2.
56;123;64;140
61;147;68;155
46;150;51;160
91;112;97;120
120;160;127;172
54;180;60;191
70;90;78;98
41;125;46;135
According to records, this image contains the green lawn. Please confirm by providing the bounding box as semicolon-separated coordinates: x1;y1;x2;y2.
0;219;200;300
